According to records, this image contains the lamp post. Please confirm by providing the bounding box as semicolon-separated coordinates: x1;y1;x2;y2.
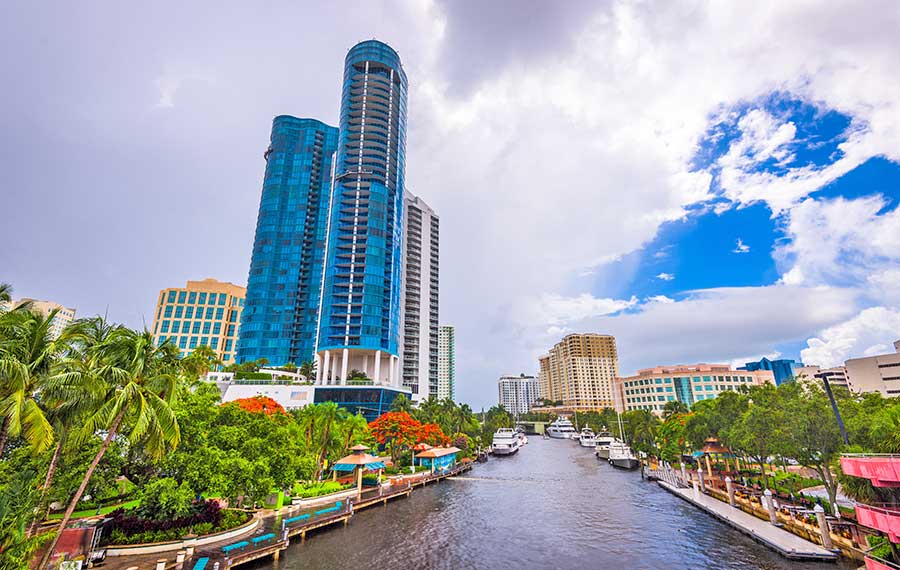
817;372;849;445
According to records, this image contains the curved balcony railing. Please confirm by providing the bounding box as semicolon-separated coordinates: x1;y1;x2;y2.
866;554;900;570
842;455;900;488
856;504;900;542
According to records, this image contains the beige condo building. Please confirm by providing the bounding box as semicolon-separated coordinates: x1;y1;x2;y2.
151;278;246;364
537;333;619;411
8;298;76;339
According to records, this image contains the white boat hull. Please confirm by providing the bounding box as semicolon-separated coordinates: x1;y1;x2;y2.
546;430;574;439
609;457;640;470
595;447;610;459
492;445;519;455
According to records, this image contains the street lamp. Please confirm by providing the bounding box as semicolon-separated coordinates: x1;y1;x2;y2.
817;372;850;445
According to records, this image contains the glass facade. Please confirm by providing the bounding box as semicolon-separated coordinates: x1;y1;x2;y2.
237;117;339;365
740;357;801;385
313;386;405;422
317;40;408;356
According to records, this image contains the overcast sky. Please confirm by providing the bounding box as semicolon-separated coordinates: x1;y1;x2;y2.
3;1;900;409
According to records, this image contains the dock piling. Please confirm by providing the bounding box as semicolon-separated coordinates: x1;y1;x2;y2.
814;504;833;549
725;477;735;507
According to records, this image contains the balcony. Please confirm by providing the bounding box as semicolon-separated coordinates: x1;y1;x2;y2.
842;455;900;487
866;555;900;570
856;504;900;542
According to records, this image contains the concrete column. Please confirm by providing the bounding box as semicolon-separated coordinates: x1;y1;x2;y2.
374;350;382;384
363;354;369;377
764;489;778;525
692;475;700;500
156;561;167;570
175;551;186;569
698;468;706;493
726;476;735;507
323;351;331;385
680;464;688;487
389;355;396;385
340;348;349;385
315;353;322;384
814;504;833;549
330;352;338;385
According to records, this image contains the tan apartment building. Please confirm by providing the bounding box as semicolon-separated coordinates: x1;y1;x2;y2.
794;365;852;391
8;298;76;339
845;340;900;396
151;278;246;364
537;333;619;411
616;363;775;415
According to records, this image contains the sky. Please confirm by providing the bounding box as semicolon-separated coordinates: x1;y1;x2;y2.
3;1;900;409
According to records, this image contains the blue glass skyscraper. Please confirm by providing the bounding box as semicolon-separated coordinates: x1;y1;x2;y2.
315;40;408;386
740;357;802;385
237;117;339;365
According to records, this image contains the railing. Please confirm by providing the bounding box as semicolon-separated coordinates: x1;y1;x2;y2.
841;455;900;487
866;555;900;570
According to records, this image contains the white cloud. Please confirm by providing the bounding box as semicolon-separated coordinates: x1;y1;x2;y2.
656;272;675;281
647;295;675;304
527;293;637;326
733;238;750;254
800;307;900;367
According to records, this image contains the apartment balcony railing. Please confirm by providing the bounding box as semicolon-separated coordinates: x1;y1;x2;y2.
856;504;900;542
842;454;900;487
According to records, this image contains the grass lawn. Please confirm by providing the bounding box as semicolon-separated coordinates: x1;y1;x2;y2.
48;499;140;520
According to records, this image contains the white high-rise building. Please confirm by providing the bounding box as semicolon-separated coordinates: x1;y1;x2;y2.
399;192;439;401
498;374;539;415
438;325;455;401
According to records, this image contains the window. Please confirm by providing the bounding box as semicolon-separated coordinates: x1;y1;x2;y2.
205;307;214;319
175;306;184;318
225;339;233;351
202;322;211;334
227;325;235;336
177;291;186;304
201;336;209;346
655;378;662;384
178;336;187;349
161;320;170;333
218;294;227;305
185;306;194;319
164;306;173;318
189;336;198;349
228;311;237;323
213;323;221;335
167;291;177;303
223;354;231;361
211;338;219;349
199;292;207;304
192;322;201;334
216;308;224;320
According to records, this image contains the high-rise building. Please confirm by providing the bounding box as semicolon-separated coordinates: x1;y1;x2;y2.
438;325;455;400
151;278;245;362
845;340;900;396
498;374;539;415
538;333;619;411
616;364;775;415
739;357;802;385
9;298;76;339
399;192;439;401
237;117;339;366
315;40;408;387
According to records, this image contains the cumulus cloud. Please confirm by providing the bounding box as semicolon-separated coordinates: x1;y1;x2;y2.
656;273;675;281
801;307;900;367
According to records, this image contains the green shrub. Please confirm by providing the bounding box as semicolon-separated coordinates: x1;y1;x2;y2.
292;481;351;498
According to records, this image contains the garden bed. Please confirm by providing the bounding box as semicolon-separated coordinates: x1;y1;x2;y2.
105;514;259;556
103;501;251;547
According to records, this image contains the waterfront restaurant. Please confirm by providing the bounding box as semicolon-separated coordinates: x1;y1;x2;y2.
415;446;461;474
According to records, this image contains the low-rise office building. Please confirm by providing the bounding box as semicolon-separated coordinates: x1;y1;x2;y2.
794;365;852;391
616;364;775;414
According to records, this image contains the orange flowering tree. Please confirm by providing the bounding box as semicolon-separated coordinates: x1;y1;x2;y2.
417;423;451;447
228;395;286;416
369;411;421;464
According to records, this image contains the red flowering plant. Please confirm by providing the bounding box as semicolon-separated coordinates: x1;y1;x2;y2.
227;395;286;416
369;411;422;464
417;423;451;447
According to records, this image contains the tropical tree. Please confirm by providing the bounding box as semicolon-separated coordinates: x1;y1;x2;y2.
390;393;413;414
0;283;11;305
726;384;785;488
40;328;182;568
0;470;48;570
298;360;315;381
180;344;221;379
661;400;689;419
0;309;61;455
369;411;421;464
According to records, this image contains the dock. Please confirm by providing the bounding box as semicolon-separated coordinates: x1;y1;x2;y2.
657;480;838;561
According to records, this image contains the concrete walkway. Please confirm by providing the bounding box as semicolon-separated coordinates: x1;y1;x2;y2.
658;481;838;561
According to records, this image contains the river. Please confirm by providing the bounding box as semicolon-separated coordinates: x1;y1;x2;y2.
254;437;854;569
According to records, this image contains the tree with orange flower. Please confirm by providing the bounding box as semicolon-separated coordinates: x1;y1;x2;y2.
417;423;451;447
228;395;286;416
369;411;421;464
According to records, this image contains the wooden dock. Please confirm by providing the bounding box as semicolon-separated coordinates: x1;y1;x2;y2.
657;480;838;561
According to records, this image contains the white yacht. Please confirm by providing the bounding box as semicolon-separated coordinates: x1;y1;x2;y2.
594;429;617;459
516;428;529;446
578;427;597;448
608;441;640;470
492;428;521;455
546;417;578;439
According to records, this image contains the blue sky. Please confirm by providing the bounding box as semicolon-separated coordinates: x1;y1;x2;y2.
3;2;900;408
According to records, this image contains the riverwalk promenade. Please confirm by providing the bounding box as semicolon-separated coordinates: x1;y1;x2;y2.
100;463;473;570
656;479;838;561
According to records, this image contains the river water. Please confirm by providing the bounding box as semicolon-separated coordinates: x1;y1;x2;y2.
256;438;853;569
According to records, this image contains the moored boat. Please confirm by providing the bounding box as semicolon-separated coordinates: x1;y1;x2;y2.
546;417;578;439
492;428;521;455
594;429;617;459
578;427;597;448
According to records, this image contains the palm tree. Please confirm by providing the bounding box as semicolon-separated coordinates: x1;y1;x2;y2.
39;327;181;569
180;344;222;379
662;400;689;419
390;393;413;414
0;309;60;455
298;360;315;382
0;282;11;304
313;403;340;479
